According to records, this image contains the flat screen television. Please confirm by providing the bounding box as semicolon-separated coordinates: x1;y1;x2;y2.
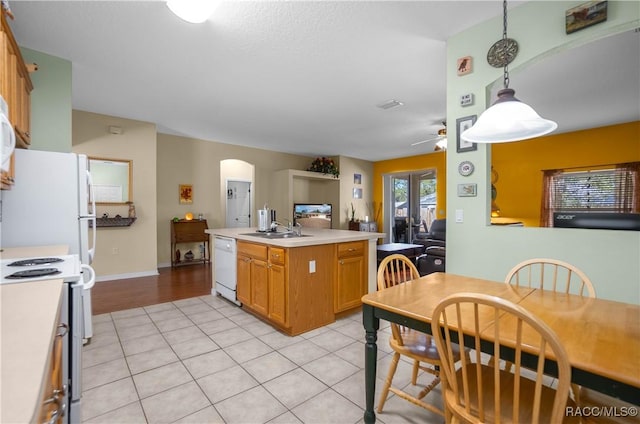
293;203;332;229
553;212;640;231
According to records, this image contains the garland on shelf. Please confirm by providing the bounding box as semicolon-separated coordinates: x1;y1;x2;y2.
307;157;339;178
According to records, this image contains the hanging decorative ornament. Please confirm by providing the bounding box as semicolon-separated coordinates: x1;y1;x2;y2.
487;38;518;68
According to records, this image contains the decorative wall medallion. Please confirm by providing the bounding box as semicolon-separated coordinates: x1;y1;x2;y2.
458;161;475;177
487;38;518;68
457;56;472;75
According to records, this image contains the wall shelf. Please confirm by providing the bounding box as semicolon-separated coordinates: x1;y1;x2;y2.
93;217;137;228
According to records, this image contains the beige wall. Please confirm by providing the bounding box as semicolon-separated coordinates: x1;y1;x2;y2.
337;156;374;228
157;134;319;266
72;110;158;280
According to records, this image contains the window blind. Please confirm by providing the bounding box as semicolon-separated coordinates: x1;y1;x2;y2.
540;162;639;226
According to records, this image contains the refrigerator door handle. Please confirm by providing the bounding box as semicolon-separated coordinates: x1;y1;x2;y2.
86;169;97;263
80;264;96;290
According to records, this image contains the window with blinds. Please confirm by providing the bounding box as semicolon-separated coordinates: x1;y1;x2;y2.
541;162;639;227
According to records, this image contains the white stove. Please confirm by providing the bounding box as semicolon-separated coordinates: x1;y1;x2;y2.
1;254;81;284
0;253;94;424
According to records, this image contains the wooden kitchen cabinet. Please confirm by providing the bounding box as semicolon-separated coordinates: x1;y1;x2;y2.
268;247;288;327
170;219;210;267
37;309;67;424
335;240;367;313
237;241;282;322
237;241;334;335
1;12;34;190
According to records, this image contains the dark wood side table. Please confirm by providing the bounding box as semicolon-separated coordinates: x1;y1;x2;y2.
376;243;423;264
170;219;210;267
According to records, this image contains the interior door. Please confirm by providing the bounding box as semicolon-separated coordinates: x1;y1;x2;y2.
226;180;251;228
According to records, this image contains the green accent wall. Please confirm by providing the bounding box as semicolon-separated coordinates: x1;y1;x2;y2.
446;1;640;303
20;48;72;152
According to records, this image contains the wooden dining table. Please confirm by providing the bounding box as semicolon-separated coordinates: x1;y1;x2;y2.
361;272;640;423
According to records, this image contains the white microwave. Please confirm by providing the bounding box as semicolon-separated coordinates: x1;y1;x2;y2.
0;95;15;172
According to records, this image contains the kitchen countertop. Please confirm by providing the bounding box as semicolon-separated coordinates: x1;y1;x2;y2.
206;227;385;247
0;246;67;424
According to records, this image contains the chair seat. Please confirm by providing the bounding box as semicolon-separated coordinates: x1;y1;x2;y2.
389;329;462;363
447;363;580;423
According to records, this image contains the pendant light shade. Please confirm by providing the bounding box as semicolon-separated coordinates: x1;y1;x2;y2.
166;0;219;24
462;0;557;144
461;88;558;143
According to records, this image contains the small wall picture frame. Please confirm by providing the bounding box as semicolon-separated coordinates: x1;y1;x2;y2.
354;173;362;184
457;183;477;197
456;115;477;153
566;1;607;34
457;56;472;76
353;187;363;199
179;184;193;204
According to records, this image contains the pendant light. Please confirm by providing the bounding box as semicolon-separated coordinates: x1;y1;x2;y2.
461;0;557;144
166;0;219;24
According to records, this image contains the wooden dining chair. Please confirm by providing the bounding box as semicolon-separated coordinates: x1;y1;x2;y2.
504;258;596;297
504;258;596;402
376;254;459;417
432;292;577;424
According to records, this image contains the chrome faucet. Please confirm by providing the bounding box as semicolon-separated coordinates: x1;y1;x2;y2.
270;219;292;232
293;222;303;236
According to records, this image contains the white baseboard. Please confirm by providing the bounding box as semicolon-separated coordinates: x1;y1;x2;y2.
158;262;172;269
96;269;159;283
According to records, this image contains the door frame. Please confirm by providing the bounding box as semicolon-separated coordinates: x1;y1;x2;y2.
225;179;252;228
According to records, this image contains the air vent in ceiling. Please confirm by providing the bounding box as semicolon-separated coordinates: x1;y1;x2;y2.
376;99;404;110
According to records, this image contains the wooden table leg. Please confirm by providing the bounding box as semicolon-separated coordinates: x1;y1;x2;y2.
363;304;379;423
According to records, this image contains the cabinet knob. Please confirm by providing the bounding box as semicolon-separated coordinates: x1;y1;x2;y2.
348;248;355;252
339;260;344;265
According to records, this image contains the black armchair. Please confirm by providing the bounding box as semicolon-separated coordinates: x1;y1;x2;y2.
413;219;446;276
412;218;446;250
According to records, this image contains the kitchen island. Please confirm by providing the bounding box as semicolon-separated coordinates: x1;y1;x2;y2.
206;227;384;335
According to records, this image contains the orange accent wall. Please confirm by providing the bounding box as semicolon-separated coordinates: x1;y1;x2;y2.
372;151;447;231
492;121;640;227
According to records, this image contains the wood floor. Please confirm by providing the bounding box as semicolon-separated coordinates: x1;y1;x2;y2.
91;264;212;315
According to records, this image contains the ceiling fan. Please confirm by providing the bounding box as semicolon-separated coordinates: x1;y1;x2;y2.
411;121;447;151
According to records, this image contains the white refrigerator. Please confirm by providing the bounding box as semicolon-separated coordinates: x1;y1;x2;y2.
1;148;97;338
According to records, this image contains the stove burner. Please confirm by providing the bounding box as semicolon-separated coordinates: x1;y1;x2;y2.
8;258;65;267
5;268;62;279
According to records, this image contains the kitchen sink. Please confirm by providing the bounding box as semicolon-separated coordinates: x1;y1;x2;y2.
239;232;312;239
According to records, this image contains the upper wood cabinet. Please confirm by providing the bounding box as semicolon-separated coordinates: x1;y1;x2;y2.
1;12;34;189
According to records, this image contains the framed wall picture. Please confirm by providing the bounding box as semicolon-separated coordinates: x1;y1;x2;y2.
457;183;477;197
353;188;363;199
566;1;607;34
179;184;193;204
456;115;477;153
354;173;362;184
457;56;472;76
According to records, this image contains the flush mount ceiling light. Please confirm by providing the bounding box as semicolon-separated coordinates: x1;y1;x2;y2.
461;0;557;144
166;0;219;24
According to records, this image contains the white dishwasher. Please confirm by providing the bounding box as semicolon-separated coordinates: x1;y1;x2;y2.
214;236;240;305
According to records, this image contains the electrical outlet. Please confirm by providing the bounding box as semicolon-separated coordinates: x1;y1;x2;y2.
309;260;316;273
112;247;119;255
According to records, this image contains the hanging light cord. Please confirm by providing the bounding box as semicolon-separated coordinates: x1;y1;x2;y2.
502;0;510;89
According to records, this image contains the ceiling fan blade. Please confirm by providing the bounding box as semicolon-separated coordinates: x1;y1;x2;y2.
411;136;441;146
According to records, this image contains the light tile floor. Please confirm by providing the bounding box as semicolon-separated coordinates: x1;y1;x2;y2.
81;294;445;424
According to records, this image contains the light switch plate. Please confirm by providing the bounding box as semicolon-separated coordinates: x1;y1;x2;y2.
455;209;464;223
460;93;474;107
309;260;316;273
